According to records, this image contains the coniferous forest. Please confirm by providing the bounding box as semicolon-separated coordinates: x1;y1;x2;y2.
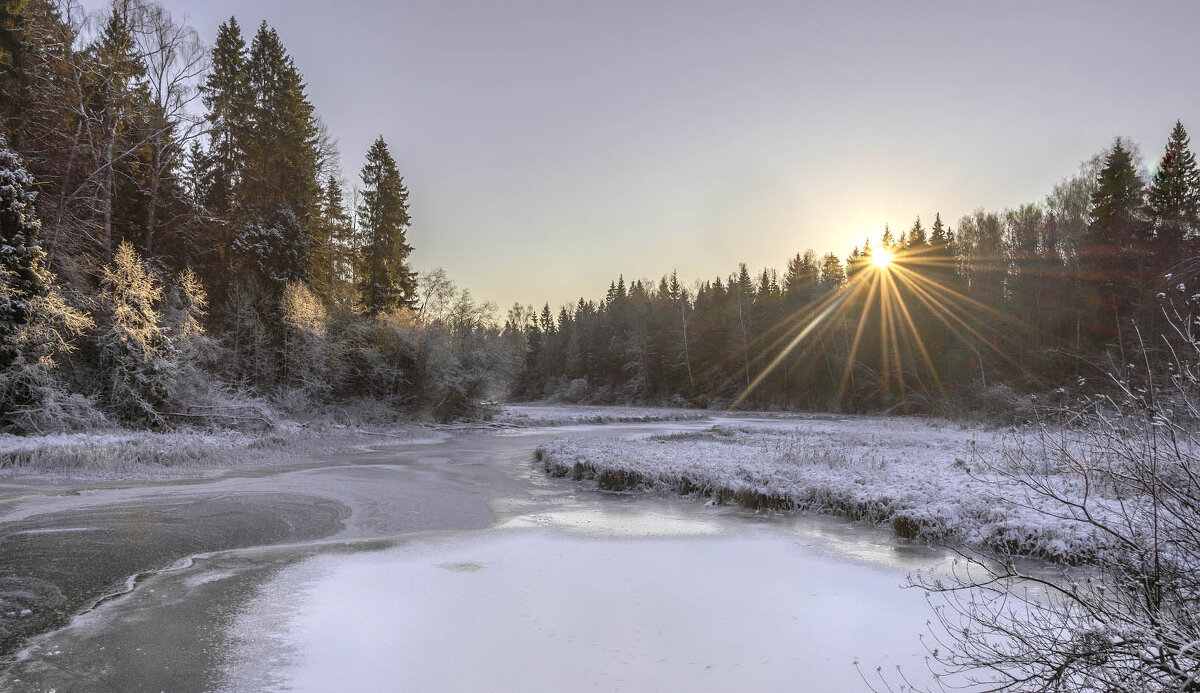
3;0;1200;432
510;131;1200;415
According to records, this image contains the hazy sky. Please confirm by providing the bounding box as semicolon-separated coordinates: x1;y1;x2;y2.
95;1;1200;310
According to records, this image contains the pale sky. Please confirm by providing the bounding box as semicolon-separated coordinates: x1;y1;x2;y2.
93;0;1200;310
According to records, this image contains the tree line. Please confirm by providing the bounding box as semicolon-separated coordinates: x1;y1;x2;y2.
511;126;1200;414
0;0;509;432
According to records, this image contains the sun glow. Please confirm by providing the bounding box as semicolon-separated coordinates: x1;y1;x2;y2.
728;237;1031;412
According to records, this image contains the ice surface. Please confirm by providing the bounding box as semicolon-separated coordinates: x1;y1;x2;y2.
219;525;965;693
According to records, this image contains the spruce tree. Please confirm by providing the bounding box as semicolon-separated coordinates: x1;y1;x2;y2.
1148;120;1200;264
309;175;354;300
0;0;27;136
783;250;819;305
1088;139;1149;251
231;22;321;289
819;252;844;288
241;22;319;220
907;217;927;247
200;17;249;249
356;136;416;314
930;212;948;246
1083;139;1150;342
880;225;895;250
90;4;151;261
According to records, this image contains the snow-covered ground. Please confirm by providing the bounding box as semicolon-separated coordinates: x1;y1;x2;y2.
0;404;712;479
491;402;708;427
536;418;1108;562
0;424;438;480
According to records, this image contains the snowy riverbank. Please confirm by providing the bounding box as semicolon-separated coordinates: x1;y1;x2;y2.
535;419;1108;562
491;403;708;427
0;403;710;479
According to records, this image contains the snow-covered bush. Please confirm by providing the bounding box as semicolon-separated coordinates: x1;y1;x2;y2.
911;310;1200;691
222;277;277;388
0;136;102;433
0;274;102;433
278;280;330;403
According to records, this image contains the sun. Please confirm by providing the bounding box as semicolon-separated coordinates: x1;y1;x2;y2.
872;248;893;269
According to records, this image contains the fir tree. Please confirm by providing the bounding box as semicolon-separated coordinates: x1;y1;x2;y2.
356;136;416;314
1148;120;1200;263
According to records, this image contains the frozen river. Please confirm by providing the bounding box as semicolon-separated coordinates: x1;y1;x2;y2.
0;417;957;691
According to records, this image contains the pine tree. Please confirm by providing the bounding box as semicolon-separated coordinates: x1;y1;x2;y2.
1148;120;1200;265
356;136;416;314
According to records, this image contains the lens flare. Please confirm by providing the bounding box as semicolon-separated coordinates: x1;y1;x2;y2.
728;238;1034;412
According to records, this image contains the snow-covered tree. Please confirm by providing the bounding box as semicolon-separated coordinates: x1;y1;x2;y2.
0;133;51;360
95;241;176;427
232;205;309;290
0;135;96;433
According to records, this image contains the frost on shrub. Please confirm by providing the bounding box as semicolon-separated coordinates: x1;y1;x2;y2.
223;277;276;388
279;280;330;403
0;273;100;433
907;306;1200;691
0;136;101;433
231;206;309;291
94;242;178;428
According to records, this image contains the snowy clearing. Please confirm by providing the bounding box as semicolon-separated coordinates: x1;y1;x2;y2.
535;418;1110;562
